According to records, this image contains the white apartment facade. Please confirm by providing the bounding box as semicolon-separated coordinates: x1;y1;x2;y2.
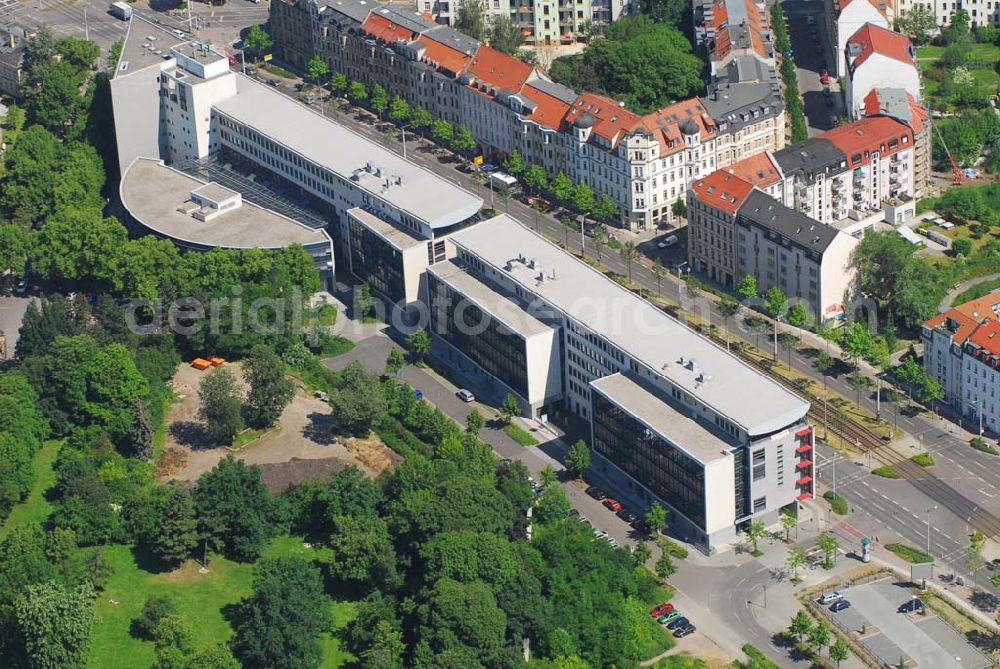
844;24;920;120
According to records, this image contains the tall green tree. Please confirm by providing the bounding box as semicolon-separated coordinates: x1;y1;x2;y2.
550;172;574;202
455;0;487;40
431;119;454;145
737;274;758;302
242;345;295;428
620;241;637;282
645;502;668;535
572;183;595;214
807;620;830;654
149;483;199;568
407;330;431;364
829;638;849;666
744;520;766;555
329;515;397;589
15;581;96;669
384;347;405;377
565;439;591;479
388;96;410;123
243;25;273;60
197;367;244;445
655;552;676;581
327;362;387;436
500;393;520;423
488;15;524;55
789;609;812;642
231;557;331;669
818;532;838;568
451;124;476;153
305;55;329;85
502;149;525;176
523;164;548;193
194;457;273;562
370;83;388;117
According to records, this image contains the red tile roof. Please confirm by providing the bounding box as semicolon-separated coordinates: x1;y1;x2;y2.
638;98;718;152
968;320;1000;357
521;84;572;131
820;116;912;166
847;24;915;70
417;34;473;75
704;0;771;60
362;13;419;44
925;293;1000;350
564;92;643;146
725;151;782;187
465;45;533;92
690;170;755;216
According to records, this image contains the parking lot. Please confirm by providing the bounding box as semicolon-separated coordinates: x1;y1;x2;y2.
821;579;991;669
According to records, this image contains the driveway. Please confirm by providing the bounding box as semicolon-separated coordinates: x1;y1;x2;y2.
0;296;33;359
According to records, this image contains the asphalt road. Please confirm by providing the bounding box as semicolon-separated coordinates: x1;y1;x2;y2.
781;0;845;135
0;296;32;359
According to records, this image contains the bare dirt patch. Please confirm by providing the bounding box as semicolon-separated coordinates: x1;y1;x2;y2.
160;362;398;484
343;436;401;476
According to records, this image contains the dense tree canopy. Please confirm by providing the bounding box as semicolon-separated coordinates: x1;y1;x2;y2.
850;231;942;331
194;457;275;562
549;16;703;113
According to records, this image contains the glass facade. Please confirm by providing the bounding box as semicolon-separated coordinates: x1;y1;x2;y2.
427;273;530;399
347;219;406;303
734;448;749;521
591;390;706;530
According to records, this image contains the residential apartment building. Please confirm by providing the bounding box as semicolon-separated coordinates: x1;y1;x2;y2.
844;24;920;120
435;214;813;551
771;115;917;225
825;0;891;77
110;31;483;288
922;294;1000;433
693;0;775;80
0;24;28;99
418;0;630;43
269;0;787;232
687;173;858;321
862;88;930;198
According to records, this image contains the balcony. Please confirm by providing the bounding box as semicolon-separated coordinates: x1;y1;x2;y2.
795;427;813;439
795;443;812;454
796;475;813;487
831;180;843;192
796;460;813;470
796;492;814;501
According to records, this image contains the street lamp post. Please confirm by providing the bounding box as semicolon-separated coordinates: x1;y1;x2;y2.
400;124;411;160
580;211;590;257
926;505;938;555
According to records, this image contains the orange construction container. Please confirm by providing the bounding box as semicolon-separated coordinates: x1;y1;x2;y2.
192;358;212;370
209;357;226;366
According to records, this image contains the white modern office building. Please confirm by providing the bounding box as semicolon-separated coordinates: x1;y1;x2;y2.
110;28;483;288
436;215;814;551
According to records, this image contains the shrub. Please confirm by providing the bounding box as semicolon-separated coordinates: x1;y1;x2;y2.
885;543;932;563
660;538;689;559
971;437;999;455
911;452;935;467
872;466;901;479
823;491;849;515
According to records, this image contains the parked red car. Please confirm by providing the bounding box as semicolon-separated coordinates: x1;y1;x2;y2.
650;602;675;617
819;69;830;85
603;498;623;512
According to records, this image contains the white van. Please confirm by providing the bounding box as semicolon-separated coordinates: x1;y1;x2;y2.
818;591;843;605
489;172;518;190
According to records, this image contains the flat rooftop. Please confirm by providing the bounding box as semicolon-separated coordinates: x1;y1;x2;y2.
120;158;330;249
346;207;424;251
428;260;554;338
213;75;483;229
450;215;809;435
591;374;731;464
114;16;185;77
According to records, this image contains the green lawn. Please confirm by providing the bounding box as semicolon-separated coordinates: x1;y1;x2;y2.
915;45;944;60
1;440;61;538
954;278;1000;305
885;543;932;564
503;423;539;446
88;537;354;669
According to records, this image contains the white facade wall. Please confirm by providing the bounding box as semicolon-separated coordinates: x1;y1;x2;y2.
846;54;921;120
159;64;237;164
816;231;857;321
960;354;1000;434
